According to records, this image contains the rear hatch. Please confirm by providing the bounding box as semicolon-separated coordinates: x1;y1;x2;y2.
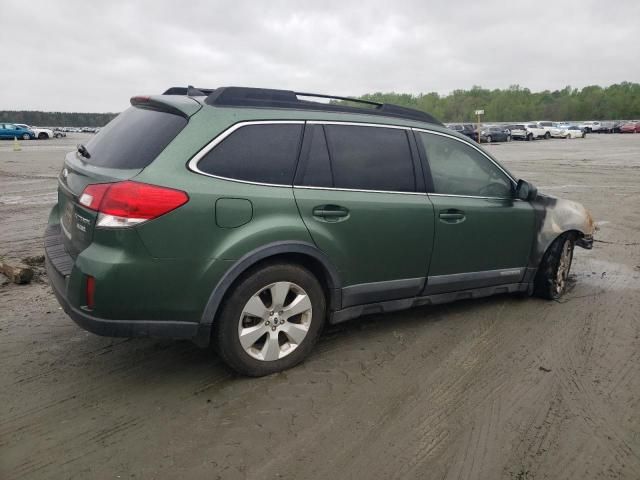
58;103;191;259
510;125;526;135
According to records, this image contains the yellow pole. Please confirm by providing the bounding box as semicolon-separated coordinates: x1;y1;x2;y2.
13;136;21;152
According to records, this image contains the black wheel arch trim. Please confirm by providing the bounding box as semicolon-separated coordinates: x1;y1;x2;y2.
194;241;342;347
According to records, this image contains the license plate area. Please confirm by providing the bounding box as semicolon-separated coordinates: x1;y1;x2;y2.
59;190;96;257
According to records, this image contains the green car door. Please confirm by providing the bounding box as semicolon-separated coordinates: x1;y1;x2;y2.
294;123;435;307
415;130;535;293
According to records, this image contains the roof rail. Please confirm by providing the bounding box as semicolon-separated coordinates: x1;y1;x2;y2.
162;86;442;125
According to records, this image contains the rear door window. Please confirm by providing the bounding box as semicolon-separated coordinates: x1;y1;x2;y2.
320;124;416;192
197;123;303;185
83;107;187;169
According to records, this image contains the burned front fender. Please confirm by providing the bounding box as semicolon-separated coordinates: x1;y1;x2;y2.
530;194;595;267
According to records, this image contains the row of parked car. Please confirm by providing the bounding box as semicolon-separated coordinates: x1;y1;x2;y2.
58;126;101;133
446;120;640;143
579;120;640;133
0;123;101;140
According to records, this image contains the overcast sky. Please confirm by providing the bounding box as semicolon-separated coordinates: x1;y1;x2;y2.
2;0;638;112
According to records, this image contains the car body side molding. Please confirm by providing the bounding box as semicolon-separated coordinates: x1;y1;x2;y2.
331;282;529;325
342;277;426;308
423;267;526;295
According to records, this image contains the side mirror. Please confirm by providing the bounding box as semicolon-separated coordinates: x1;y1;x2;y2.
516;179;537;201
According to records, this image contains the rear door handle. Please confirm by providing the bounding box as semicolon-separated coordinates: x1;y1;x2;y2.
439;210;466;224
312;205;350;221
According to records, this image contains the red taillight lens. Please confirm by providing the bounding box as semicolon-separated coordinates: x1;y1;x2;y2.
86;275;96;309
99;181;189;219
79;181;189;228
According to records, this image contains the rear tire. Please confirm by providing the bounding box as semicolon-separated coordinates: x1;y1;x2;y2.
486;135;492;143
213;263;326;376
534;233;575;300
544;132;551;139
527;133;533;141
38;132;49;140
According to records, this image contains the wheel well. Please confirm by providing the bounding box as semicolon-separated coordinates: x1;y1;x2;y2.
213;251;339;323
243;252;334;301
565;229;582;240
547;230;581;250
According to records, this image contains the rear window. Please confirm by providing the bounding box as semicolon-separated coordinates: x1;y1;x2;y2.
197;123;303;185
83;107;187;169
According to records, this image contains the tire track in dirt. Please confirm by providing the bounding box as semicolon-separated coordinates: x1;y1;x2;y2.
244;300;550;480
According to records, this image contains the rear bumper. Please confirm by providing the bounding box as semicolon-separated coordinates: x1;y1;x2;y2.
44;224;200;341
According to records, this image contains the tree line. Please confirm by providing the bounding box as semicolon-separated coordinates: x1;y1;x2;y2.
355;82;640;123
2;82;639;126
0;111;117;127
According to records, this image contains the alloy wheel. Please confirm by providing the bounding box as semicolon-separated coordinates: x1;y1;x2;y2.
237;281;313;361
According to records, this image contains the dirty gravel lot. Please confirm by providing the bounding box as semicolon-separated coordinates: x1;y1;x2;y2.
1;134;639;480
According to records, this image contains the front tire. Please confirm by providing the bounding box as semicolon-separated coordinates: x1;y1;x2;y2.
38;132;49;140
527;133;533;141
486;135;492;143
534;234;575;300
213;263;326;376
22;133;30;140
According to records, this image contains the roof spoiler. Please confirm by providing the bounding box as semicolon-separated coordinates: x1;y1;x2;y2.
130;95;190;117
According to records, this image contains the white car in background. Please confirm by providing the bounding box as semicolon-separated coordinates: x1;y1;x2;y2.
537;121;570;139
15;123;54;140
564;125;587;138
510;123;548;140
579;121;601;133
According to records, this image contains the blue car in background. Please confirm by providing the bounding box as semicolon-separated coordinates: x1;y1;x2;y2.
0;123;35;140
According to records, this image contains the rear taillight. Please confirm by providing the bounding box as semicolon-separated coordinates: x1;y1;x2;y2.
79;181;189;228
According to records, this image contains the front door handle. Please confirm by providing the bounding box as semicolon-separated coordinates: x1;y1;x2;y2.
439;209;466;224
312;205;350;221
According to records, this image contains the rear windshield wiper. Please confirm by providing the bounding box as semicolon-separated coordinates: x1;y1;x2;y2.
77;144;91;159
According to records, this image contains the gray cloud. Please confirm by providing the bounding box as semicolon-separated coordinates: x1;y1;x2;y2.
1;0;638;112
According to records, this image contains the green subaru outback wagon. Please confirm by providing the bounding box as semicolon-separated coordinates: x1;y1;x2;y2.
45;86;595;376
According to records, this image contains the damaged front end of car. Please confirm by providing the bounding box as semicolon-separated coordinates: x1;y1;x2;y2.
531;194;595;265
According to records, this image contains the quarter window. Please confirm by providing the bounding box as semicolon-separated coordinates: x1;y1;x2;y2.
198;124;303;185
418;132;512;198
321;125;416;192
